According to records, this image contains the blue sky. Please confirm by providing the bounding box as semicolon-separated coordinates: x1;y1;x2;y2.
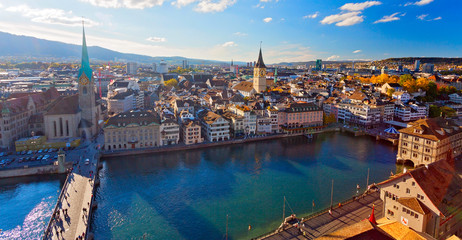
0;0;460;63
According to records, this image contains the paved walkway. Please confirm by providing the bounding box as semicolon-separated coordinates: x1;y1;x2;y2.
258;191;383;240
43;135;102;240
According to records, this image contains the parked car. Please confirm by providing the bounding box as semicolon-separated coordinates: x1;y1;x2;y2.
85;159;90;165
18;157;24;163
38;149;43;154
27;150;33;155
21;150;26;155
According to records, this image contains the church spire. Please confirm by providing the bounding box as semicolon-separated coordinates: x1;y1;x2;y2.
78;21;93;80
255;45;266;68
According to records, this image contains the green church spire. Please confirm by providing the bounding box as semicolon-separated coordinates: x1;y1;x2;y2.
78;22;93;80
274;67;278;84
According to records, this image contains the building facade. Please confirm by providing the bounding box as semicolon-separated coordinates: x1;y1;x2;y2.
104;111;160;150
181;119;203;145
197;110;230;142
397;118;462;167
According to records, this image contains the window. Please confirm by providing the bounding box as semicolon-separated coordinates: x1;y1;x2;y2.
415;214;418;219
402;207;406;212
415;137;419;141
412;182;415;186
83;86;87;95
406;188;410;194
426;140;431;145
425;148;430;153
402;150;407;154
413;153;418;158
414;145;419;150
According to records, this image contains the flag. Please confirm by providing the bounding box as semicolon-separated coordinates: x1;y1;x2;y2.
312;200;315;208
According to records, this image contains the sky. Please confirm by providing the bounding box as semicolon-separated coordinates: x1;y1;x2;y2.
0;0;460;64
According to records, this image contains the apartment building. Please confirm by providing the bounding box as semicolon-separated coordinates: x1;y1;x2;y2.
160;118;180;145
197;110;230;142
278;102;323;130
394;103;427;122
397;118;462;167
181;119;203;145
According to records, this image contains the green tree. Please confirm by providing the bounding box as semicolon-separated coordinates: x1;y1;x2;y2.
426;82;438;99
399;74;413;86
429;105;441;118
441;106;456;118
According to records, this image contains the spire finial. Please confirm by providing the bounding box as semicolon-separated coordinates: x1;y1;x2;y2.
260;41;262;49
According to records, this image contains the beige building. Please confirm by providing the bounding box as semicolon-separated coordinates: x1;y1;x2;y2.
181;119;203;145
104;110;160;150
197;110;230;142
44;95;81;140
397;118;462;167
378;160;462;239
0;88;60;149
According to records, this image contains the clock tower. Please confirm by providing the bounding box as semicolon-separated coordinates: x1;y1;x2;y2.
253;47;266;93
78;25;98;138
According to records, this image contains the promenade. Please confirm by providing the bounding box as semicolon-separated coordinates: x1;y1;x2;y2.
43;134;103;240
257;191;383;240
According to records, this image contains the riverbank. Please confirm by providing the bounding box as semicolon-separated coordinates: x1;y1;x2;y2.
102;127;340;158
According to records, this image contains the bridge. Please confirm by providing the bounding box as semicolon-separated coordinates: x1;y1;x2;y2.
43;135;103;240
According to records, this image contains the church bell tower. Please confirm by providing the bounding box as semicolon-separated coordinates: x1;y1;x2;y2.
78;24;98;137
253;47;266;93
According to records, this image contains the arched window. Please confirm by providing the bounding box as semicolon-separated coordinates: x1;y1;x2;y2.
83;86;87;95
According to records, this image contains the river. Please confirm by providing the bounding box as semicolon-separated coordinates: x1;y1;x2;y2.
91;132;398;240
0;175;66;239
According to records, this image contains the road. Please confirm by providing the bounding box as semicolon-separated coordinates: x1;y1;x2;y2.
258;191;383;240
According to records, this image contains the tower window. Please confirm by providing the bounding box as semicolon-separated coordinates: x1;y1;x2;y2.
83;86;87;95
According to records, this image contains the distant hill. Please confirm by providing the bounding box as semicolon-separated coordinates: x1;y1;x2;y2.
0;31;233;65
374;57;462;65
275;60;368;66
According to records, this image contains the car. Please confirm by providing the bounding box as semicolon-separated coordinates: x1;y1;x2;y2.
38;149;43;153
85;159;90;165
21;151;26;155
43;155;50;160
0;152;5;157
48;149;53;153
18;157;24;163
37;155;43;161
27;150;33;155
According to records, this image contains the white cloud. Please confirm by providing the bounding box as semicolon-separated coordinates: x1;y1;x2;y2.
194;0;236;13
326;55;340;61
146;36;166;42
171;0;235;12
6;4;99;27
433;16;442;20
320;11;363;26
321;1;381;27
233;32;247;36
171;0;197;7
80;0;165;9
353;50;361;53
374;12;401;23
263;17;273;23
405;0;433;6
222;41;237;47
400;12;407;16
339;1;382;11
303;12;319;19
417;14;428;20
260;0;271;2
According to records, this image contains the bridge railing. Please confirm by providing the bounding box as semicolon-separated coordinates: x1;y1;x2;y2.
43;172;71;239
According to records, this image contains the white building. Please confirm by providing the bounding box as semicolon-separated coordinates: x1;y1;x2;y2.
449;93;462;104
392;91;411;103
197;110;230;142
160;119;179;145
158;60;168;74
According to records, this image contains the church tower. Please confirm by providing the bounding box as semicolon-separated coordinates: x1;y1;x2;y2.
78;24;98;138
253;47;266;93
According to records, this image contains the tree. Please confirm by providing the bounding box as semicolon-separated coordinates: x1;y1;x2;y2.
441;106;456;118
399;74;413;86
429;105;441;118
164;79;178;88
426;82;438;100
387;88;395;97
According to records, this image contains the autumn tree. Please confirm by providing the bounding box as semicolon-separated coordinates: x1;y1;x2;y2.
164;79;178;88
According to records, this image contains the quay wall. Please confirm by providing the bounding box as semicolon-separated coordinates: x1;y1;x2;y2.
0;162;71;179
102;128;340;158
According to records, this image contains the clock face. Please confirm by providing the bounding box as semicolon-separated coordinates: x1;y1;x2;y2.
80;75;89;85
260;69;266;76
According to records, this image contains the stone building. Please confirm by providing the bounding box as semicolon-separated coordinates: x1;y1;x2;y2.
0;88;60;149
397;118;462;167
253;47;267;93
160;118;179;146
104;110;160;150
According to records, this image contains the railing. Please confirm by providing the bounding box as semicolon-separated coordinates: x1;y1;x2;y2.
250;191;378;240
84;152;100;240
43;172;71;239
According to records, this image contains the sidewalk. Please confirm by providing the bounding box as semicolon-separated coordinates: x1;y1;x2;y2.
258;191;383;240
